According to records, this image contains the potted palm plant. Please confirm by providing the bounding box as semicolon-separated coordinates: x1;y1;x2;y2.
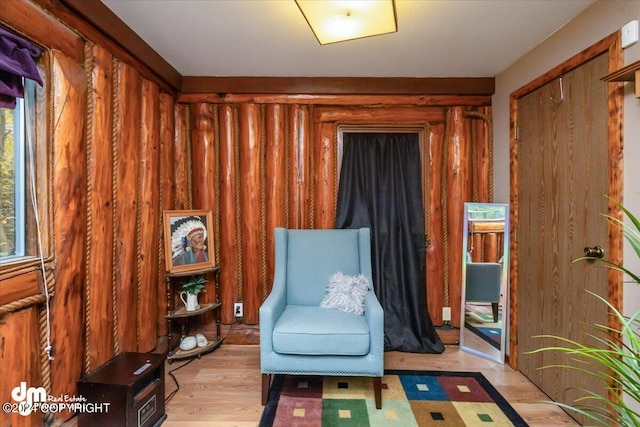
180;275;207;311
528;199;640;426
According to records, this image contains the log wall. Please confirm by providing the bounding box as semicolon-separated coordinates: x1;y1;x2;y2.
0;2;495;425
184;100;495;338
0;2;180;424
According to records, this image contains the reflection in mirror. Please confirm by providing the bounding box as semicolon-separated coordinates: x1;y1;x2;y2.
460;203;509;364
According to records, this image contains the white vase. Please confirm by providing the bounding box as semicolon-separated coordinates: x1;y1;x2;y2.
180;291;200;311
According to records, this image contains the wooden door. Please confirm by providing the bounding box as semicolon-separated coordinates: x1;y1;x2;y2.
516;53;610;422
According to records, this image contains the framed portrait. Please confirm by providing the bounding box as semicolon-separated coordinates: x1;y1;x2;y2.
163;210;216;274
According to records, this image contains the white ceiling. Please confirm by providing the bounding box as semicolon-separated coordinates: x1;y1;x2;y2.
101;0;595;78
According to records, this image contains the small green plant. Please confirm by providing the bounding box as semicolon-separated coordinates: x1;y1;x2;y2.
528;199;640;426
181;275;207;294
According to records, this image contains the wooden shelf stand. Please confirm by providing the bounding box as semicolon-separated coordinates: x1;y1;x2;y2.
165;265;222;362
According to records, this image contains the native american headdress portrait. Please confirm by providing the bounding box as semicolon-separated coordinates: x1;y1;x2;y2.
170;216;208;260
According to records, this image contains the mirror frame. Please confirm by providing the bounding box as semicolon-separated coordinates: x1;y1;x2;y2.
460;202;509;364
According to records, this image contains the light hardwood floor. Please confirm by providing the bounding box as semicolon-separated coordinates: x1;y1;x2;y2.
159;344;578;426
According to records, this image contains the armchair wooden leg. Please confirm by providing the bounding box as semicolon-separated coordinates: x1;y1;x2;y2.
262;374;271;405
492;303;499;322
372;377;382;409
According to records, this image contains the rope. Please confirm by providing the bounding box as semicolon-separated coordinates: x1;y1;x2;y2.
0;294;46;318
423;124;432;245
307;107;316;229
38;304;54;426
295;108;304;228
470;110;479;201
186;108;193;208
157;97;167;338
284;106;290;228
441;109;451;307
332;116;339;230
213;105;221;267
135;94;144;351
233;106;243;301
45;267;55;299
260;105;268;299
47;53;55;259
487;111;494;201
83;41;94;372
111;57;120;353
42;52;55;363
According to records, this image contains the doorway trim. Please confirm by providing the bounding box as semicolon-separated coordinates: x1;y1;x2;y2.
508;32;624;369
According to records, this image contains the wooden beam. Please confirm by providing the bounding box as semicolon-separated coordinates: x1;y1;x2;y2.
469;221;505;233
179;93;492;106
181;77;495;96
0;0;83;63
0;269;41;307
33;0;181;93
313;106;445;123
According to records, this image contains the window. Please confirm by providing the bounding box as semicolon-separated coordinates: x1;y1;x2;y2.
0;80;37;263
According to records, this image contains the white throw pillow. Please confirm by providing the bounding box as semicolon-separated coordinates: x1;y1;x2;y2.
320;271;370;315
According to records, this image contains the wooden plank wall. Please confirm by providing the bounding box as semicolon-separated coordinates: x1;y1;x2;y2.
184;100;494;337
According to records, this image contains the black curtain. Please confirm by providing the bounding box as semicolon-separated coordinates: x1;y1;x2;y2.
335;133;444;353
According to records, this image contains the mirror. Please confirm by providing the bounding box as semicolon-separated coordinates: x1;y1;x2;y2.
460;203;509;364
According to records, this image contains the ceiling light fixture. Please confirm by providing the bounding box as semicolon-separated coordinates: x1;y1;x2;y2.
295;0;397;45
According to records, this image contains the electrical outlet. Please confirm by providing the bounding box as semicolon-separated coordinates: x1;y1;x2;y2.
234;302;243;318
442;306;451;322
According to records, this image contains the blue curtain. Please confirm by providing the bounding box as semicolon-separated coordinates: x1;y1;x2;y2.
0;27;43;109
335;132;444;353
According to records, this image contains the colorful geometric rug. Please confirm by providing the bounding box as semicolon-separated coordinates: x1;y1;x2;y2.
465;303;502;350
259;370;528;426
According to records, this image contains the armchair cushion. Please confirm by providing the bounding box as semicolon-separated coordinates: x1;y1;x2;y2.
273;305;370;356
320;271;370;315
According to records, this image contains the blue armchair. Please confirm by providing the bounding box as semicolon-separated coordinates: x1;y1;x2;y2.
465;261;503;322
259;227;384;409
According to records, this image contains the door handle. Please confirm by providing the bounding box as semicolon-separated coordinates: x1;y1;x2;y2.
584;246;604;259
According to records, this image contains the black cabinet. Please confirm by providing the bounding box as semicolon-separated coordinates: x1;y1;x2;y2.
77;352;166;427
